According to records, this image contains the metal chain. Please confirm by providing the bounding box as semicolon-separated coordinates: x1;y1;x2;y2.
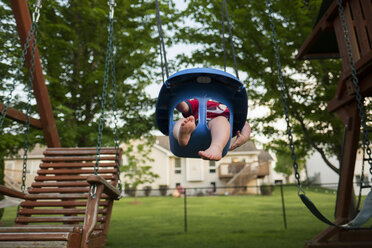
155;0;169;78
221;0;227;72
21;21;40;192
223;0;239;79
92;0;116;197
110;48;122;192
337;0;372;175
266;0;303;194
0;22;37;129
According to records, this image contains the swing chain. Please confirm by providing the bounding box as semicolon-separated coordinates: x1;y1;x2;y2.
110;48;122;192
32;0;42;23
0;20;39;129
21;21;39;192
108;0;116;19
337;0;372;175
93;1;116;196
266;0;304;194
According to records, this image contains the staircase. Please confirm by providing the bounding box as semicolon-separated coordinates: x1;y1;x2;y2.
4;174;21;191
226;161;259;195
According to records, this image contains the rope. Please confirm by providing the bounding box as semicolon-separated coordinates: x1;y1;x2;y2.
155;0;169;78
223;0;239;79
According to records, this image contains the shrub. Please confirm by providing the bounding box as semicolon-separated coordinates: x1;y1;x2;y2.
143;186;152;197
260;184;274;196
159;185;168;196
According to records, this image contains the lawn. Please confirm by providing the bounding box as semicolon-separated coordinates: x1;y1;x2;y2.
1;186;340;248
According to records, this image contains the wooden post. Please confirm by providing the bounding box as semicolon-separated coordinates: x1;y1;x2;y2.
10;0;60;147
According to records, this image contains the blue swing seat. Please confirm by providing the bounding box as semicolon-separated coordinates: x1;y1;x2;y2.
155;68;248;158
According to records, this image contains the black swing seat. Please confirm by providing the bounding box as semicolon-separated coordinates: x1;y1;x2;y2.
0;147;122;248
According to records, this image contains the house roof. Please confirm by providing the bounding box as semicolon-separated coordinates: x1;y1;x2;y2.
155;136;258;152
258;149;273;161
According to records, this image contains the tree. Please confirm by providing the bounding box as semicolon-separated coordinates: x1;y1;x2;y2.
175;0;344;175
0;0;176;217
273;140;307;183
122;140;159;198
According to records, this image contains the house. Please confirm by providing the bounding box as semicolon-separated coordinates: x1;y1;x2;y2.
132;136;273;196
305;149;371;194
4;144;45;191
3;137;273;197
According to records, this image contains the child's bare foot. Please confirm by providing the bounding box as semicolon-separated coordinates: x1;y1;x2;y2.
198;144;223;161
178;116;196;146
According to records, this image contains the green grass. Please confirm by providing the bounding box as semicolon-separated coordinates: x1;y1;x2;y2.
0;186;348;248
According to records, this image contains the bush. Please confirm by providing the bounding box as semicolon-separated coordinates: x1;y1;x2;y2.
124;184;137;197
260;184;274;196
143;186;152;197
159;185;168;196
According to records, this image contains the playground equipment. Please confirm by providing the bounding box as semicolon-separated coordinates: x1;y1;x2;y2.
0;0;121;247
268;0;372;246
155;0;248;158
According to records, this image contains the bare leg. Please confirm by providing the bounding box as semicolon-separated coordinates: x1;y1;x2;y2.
173;116;196;146
198;116;231;161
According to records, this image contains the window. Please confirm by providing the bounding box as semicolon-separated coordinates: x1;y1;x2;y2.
209;160;216;173
175;158;181;174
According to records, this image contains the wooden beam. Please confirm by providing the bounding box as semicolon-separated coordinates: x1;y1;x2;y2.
296;0;339;59
0;103;42;129
11;0;60;147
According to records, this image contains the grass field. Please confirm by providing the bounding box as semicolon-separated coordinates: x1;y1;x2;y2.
1;186;342;248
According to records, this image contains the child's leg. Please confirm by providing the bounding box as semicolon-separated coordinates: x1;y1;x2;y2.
198;116;230;161
173;116;196;146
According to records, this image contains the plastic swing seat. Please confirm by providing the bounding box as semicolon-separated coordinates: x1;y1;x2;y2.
155;68;248;158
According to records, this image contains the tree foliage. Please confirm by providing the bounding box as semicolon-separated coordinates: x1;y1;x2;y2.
1;0;177;148
176;0;344;174
122;140;159;197
0;1;175;216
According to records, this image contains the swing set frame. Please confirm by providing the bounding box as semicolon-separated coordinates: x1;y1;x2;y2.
296;0;372;247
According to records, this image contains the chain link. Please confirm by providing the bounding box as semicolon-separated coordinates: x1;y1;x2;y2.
337;0;372;175
266;0;303;193
94;1;119;197
0;23;37;129
21;21;39;192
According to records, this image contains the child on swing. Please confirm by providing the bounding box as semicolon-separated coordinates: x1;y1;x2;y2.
173;99;251;161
